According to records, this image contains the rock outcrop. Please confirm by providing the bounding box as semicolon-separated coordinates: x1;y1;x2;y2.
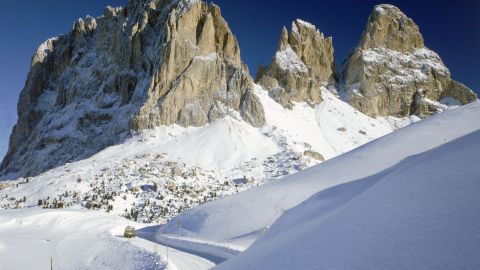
342;4;477;117
256;19;337;108
1;0;265;178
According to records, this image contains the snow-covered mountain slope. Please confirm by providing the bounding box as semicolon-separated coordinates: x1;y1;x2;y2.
0;87;412;224
159;101;480;252
217;125;480;270
256;85;413;160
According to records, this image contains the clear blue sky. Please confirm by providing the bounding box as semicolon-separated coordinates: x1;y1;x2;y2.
0;0;479;160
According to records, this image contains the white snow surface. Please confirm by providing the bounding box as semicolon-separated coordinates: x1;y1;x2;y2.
159;116;278;170
0;86;420;268
0;208;220;270
361;47;449;87
161;101;480;255
256;85;412;160
217;111;480;270
0;209;165;270
80;115;279;172
274;46;308;73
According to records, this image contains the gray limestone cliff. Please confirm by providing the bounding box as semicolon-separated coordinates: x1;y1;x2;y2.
342;4;477;117
1;0;265;178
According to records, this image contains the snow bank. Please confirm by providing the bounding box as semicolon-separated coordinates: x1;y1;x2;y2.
161;101;480;250
217;127;480;270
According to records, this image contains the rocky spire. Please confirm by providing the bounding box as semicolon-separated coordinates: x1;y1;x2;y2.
342;4;477;117
359;4;424;52
277;26;289;51
0;0;265;178
256;19;337;108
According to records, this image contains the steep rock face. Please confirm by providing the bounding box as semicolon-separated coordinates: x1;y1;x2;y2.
1;0;264;178
342;4;477;117
256;19;337;108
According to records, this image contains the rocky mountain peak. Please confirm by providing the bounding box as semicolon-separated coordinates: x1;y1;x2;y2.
0;0;264;178
342;4;476;118
256;19;337;108
277;26;289;51
360;4;424;52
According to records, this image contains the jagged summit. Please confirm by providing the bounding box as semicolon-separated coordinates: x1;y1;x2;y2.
1;0;264;178
360;4;424;52
342;4;476;117
256;19;337;108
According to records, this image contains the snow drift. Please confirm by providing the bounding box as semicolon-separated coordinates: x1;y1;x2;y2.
161;101;480;255
216;123;480;270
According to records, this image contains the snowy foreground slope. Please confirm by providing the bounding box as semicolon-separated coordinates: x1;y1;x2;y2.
161;101;480;262
217;118;480;269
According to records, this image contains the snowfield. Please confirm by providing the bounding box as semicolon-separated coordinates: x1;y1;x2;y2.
0;209;165;270
0;208;220;270
216;118;480;270
160;101;480;263
0;94;477;270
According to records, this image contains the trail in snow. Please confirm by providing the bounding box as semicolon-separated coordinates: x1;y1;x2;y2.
131;232;215;270
135;224;241;268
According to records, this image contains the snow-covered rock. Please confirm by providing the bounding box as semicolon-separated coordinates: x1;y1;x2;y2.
256;19;337;108
342;4;477;117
